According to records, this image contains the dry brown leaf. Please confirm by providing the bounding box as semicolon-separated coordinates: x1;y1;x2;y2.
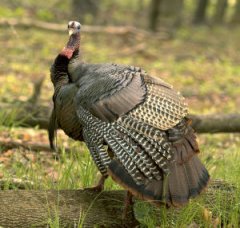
213;217;220;228
187;222;199;228
25;153;36;162
0;157;9;163
22;133;32;141
3;150;14;157
46;168;59;181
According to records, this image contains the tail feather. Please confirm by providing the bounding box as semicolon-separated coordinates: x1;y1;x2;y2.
114;125;162;180
107;125;209;207
108;152;209;206
168;162;190;205
172;127;199;164
167;155;208;206
185;129;199;152
77;106;155;184
116;116;173;172
104;131;145;184
48;109;57;150
115;123;171;173
82;128;110;176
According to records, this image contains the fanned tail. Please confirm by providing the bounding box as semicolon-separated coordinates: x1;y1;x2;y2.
108;118;209;206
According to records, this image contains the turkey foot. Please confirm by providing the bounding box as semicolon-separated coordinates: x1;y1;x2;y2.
85;175;107;192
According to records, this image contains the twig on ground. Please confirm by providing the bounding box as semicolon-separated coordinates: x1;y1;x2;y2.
0;139;72;155
0;139;55;152
0;178;35;190
28;77;45;104
119;43;146;55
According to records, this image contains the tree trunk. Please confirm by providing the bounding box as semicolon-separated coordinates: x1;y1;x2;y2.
161;0;179;16
0;180;235;227
149;0;162;31
193;0;209;24
161;0;185;27
72;0;99;24
231;0;240;24
174;0;184;27
213;0;228;24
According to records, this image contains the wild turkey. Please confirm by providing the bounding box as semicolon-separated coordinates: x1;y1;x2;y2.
49;21;209;208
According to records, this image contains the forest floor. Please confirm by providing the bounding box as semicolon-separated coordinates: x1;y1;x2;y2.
0;25;240;227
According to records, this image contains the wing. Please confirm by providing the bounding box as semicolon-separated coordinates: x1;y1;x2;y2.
74;64;187;129
75;64;147;122
53;84;84;141
128;73;188;130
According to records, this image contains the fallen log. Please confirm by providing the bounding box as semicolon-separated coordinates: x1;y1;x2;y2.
9;112;240;133
0;180;236;227
0;189;138;227
189;113;240;133
1;101;240;133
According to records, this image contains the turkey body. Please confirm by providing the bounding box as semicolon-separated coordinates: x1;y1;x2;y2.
51;62;209;206
50;22;209;207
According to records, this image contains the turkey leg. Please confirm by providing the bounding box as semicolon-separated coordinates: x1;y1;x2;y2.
122;191;134;220
85;175;107;192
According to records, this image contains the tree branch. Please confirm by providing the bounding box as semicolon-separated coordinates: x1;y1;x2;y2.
27;77;45;104
0;139;55;153
0;18;170;39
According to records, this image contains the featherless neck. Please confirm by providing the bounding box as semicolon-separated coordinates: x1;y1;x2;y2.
51;32;81;90
60;33;80;59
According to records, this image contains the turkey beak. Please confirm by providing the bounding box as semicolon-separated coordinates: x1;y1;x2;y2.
68;29;74;36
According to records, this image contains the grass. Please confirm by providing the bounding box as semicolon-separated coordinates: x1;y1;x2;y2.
1;135;239;227
0;23;240;226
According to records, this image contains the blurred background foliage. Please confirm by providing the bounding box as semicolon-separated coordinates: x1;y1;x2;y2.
1;0;240;28
1;0;240;114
